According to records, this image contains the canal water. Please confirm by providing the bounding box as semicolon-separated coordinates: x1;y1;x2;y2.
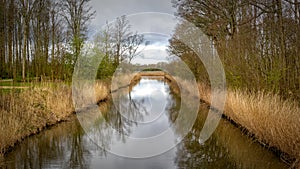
0;78;288;169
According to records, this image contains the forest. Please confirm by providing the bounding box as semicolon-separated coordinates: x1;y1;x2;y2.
0;0;96;81
0;0;145;82
169;0;300;99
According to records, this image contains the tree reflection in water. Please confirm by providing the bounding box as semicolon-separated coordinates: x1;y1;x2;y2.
0;117;92;169
174;104;289;169
104;95;148;141
174;104;237;169
67;121;90;169
84;78;174;153
0;78;289;169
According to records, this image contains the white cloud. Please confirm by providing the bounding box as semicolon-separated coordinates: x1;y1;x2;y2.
131;33;170;65
132;48;169;65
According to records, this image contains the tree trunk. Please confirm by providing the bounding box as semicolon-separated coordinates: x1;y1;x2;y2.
276;0;287;92
0;0;6;78
22;23;27;81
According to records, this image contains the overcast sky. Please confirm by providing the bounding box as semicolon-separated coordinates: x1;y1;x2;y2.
90;0;175;27
89;0;177;65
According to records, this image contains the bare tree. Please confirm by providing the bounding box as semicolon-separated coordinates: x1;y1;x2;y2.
111;15;143;65
171;0;300;98
62;0;95;67
94;16;144;79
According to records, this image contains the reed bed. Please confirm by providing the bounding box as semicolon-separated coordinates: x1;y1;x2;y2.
0;81;109;156
197;83;300;165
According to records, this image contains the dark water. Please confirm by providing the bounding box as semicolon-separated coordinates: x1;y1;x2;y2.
0;78;288;169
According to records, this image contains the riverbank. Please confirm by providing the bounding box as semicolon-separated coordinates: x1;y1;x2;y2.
1;75;298;167
0;81;109;156
197;82;300;167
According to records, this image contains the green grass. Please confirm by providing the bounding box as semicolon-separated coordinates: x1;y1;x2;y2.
0;81;31;87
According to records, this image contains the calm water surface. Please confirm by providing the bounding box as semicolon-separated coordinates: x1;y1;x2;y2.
0;78;288;169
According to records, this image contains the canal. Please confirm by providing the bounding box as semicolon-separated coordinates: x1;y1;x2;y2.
0;78;288;169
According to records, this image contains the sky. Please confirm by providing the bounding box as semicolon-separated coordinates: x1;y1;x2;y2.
90;0;175;27
89;0;177;65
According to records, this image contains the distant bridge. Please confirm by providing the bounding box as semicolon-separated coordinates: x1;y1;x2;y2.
136;71;167;77
130;71;180;94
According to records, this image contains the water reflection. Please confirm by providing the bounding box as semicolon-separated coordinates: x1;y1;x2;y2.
0;78;288;169
105;79;172;137
0;117;91;169
174;104;288;169
80;78;181;158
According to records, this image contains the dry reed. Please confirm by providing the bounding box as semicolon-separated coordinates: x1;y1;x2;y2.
0;81;109;156
198;83;300;165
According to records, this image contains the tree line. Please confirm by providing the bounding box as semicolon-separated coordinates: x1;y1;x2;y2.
169;0;300;99
0;0;143;81
0;0;95;81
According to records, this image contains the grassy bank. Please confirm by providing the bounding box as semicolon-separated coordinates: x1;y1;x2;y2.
198;83;300;166
0;81;109;156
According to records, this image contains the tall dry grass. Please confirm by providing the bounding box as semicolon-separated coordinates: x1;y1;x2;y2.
95;80;110;102
0;84;73;155
225;89;300;160
0;81;109;156
198;83;300;164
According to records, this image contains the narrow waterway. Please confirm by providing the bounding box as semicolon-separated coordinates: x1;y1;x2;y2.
0;78;288;169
